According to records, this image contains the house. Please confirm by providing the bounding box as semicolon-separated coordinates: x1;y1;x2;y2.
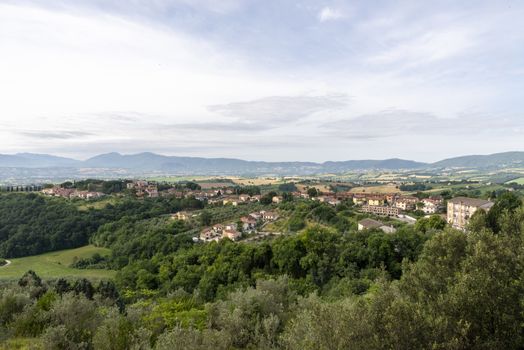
249;212;262;220
272;196;283;204
172;211;191;221
207;198;222;205
422;197;443;214
447;197;494;230
222;228;241;241
395;199;415;211
262;211;279;221
212;224;224;233
358;219;397;234
361;205;400;217
223;197;239;206
71;191;105;200
200;228;221;242
358;218;384;231
239;194;251;202
240;216;257;231
326;197;341;206
385;193;399;204
368;198;385;206
352;194;368;205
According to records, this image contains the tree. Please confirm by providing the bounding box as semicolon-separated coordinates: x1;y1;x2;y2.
486;192;522;233
307;188;319;198
278;183;297;193
200;210;212;226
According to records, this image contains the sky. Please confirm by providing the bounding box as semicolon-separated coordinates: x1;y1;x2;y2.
1;0;523;162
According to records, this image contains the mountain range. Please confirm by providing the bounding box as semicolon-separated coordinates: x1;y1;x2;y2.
0;151;523;175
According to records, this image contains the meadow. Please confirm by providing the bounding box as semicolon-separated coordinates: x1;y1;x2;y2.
0;245;115;280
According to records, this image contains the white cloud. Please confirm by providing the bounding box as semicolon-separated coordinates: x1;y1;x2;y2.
0;1;523;162
318;7;344;22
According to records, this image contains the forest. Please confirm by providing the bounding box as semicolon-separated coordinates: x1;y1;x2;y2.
0;191;523;349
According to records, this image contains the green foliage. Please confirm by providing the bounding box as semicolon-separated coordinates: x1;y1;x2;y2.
414;215;447;233
486;191;522;233
400;183;432;191
0;193;203;258
234;186;261;196
278;183;297;192
307;187;319;198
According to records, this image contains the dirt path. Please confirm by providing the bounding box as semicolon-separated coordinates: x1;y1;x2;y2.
0;259;11;268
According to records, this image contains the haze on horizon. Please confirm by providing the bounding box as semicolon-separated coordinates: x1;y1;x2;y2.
1;0;523;163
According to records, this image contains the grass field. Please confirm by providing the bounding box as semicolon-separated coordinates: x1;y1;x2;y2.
507;177;524;185
0;245;115;280
76;197;119;211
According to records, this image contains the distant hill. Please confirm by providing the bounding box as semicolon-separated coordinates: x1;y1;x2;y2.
0;151;523;175
0;153;81;168
430;151;524;169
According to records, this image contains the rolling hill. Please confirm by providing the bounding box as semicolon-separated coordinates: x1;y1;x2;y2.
0;151;523;175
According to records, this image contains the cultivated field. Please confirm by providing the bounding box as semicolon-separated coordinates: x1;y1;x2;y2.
232;177;284;186
0;245;115;280
349;184;400;193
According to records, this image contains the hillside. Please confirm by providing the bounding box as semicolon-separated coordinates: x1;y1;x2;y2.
431;151;524;169
0;151;523;175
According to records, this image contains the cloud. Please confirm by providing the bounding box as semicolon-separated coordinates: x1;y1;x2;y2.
318;7;344;22
368;27;481;67
322;109;524;140
18;130;94;139
208;94;350;125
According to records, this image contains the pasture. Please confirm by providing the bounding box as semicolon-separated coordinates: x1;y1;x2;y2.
0;245;115;280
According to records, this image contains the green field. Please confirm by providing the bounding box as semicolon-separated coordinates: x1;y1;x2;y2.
507;177;524;185
0;245;115;280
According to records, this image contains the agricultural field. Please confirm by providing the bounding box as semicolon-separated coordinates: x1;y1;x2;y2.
349;184;400;193
0;245;115;281
231;177;284;186
507;177;524;185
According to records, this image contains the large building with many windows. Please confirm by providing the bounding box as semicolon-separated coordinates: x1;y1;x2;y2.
447;197;494;230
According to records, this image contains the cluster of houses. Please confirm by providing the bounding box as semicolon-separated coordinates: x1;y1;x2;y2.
41;187;105;200
358;196;496;233
198;210;279;242
127;181;159;198
351;193;444;217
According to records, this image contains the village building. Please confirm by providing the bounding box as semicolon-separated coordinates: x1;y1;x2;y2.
358;218;397;234
422;197;443;214
368;197;385;206
447;197;494;230
272;196;283;204
223;197;240;206
222;228;241;241
394;199;415;211
358;218;384;231
240;216;257;231
200;228;221;242
248;212;262;220
261;211;279;221
172;211;191;221
361;205;400;217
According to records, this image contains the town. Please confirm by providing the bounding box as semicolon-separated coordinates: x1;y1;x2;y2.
37;178;500;244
